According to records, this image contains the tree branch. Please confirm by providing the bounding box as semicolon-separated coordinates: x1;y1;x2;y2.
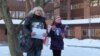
42;0;52;7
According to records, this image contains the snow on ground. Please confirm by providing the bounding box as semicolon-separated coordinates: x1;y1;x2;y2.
64;38;100;47
1;38;100;56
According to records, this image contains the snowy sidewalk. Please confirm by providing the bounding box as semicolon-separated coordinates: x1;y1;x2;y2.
64;38;100;49
1;38;100;56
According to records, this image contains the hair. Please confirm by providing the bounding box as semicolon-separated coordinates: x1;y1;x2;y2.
52;16;61;25
27;6;45;17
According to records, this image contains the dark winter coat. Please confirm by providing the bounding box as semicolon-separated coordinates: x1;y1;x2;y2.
24;14;47;51
49;23;64;50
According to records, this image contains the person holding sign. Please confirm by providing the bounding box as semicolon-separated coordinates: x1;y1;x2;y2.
24;6;47;56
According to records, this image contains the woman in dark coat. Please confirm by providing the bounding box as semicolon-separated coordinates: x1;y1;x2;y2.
49;16;65;56
24;6;47;56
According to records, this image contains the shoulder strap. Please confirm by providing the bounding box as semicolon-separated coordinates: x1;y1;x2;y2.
16;18;26;33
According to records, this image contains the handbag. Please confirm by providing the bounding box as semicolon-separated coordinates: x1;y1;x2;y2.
17;29;33;52
16;18;33;52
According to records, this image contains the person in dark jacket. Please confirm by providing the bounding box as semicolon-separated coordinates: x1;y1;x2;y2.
24;6;47;56
49;16;65;56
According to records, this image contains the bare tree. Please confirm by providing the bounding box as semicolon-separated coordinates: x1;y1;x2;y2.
0;0;23;56
34;0;64;12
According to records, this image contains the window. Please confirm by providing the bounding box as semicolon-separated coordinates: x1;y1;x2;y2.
16;0;25;1
91;15;100;18
45;0;53;3
95;28;100;37
10;11;25;19
19;11;25;18
82;29;88;37
33;0;35;2
16;11;19;18
71;3;83;10
60;1;67;10
82;28;100;38
5;28;7;35
82;28;96;39
67;28;75;38
10;11;16;18
91;0;99;6
46;12;54;19
71;17;83;19
91;29;95;37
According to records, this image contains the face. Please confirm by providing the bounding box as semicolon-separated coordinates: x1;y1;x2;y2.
55;16;61;23
34;10;42;16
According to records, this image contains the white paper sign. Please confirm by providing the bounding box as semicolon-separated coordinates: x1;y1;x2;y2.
32;28;46;39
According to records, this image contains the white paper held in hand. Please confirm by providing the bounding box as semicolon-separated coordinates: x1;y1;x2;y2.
32;28;46;39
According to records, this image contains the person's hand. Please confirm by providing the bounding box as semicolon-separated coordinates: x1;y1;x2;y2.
60;33;65;38
43;33;47;37
31;32;36;36
51;25;56;31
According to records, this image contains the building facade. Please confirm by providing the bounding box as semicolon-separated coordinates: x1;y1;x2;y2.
69;0;100;39
1;0;100;42
54;0;100;39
